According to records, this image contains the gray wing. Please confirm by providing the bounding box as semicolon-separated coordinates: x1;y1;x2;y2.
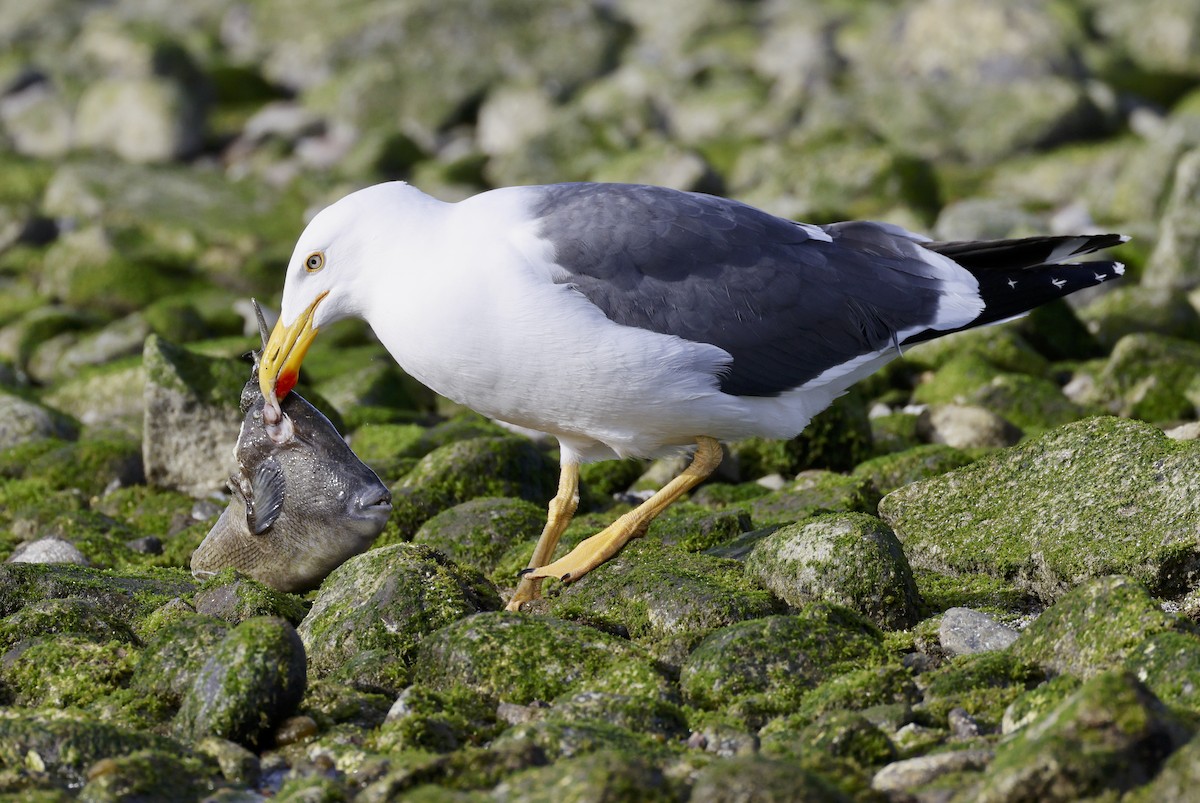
532;183;961;397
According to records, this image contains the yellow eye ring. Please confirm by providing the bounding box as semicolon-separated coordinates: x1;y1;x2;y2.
305;252;325;272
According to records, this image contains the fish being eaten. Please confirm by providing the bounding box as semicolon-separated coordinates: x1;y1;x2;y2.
191;301;392;592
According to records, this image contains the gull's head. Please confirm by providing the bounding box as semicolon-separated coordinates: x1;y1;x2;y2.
259;181;433;404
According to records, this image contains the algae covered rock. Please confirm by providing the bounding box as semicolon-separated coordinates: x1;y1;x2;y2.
549;540;780;650
746;513;921;630
1082;333;1200;423
414;611;673;705
0;710;182;791
176;615;307;748
141;334;246;496
298;543;501;689
0;390;78;450
680;606;888;724
852;444;974;497
689;753;851;803
973;670;1191;802
383;436;558;542
1009;576;1183;679
494;750;676;803
880;418;1200;601
413;496;546;575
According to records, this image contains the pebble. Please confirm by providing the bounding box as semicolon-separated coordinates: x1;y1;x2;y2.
939;607;1020;656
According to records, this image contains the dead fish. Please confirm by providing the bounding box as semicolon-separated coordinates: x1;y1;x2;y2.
191;301;392;592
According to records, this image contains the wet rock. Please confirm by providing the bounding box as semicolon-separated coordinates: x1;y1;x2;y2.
939;607;1020;657
141;334;245;496
1077;287;1200;349
383;437;558;542
916;404;1022;449
298;544;500;690
413;497;546;575
1081;333;1200;423
414;612;673;705
1009;576;1182;679
1145;148;1200;290
176;616;307;749
0;597;137;652
967;373;1087;435
132;611;229;707
681;606;888;725
880;418;1200;601
43;361;146;436
74;76;205;164
1;634;139;708
1129;729;1200;802
872;748;994;795
194;737;261;788
848;0;1098;164
973;670;1191;802
0;563;194;622
852;444;974;497
740;471;879;528
547;690;687;740
918;651;1044;733
746;514;921;630
8;536;89;566
375;683;500;753
0;710;180;790
493;750;674;803
550;540;779;653
1124;630;1200;717
79;748;213;802
645;504;753;552
193;573;309;626
689;753;851;802
0;390;78;450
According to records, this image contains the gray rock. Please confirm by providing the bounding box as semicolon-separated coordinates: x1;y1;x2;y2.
1145;148;1200;290
176;616;307;749
0;390;78;450
916;404;1023;449
43;361;146;437
298;544;500;689
872;749;994;794
746;514;921;630
1089;0;1200;78
8;536;89;566
0;77;73;159
132;612;230;707
880;418;1200;601
26;312;150;384
933;198;1046;241
1078;333;1200;423
1077;287;1200;349
938;607;1019;656
141;334;244;496
847;0;1098;164
74;76;205;163
973;670;1190;802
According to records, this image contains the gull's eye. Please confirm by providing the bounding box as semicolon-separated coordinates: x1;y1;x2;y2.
305;252;325;273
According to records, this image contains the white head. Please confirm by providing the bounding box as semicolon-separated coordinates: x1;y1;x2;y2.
259;181;440;402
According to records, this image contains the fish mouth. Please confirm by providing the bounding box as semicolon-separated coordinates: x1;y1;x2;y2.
260;291;329;404
353;488;393;523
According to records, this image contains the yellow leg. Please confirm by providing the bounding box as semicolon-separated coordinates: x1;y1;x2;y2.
506;461;580;611
525;437;722;585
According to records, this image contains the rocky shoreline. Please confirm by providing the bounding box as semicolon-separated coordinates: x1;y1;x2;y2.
4;0;1200;800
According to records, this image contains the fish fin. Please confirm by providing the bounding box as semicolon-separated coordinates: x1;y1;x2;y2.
247;458;286;535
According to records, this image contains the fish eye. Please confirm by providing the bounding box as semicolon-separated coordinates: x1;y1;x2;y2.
305;252;325;273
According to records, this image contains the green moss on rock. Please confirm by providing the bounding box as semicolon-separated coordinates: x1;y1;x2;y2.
549;540;780;651
645;503;752;552
414;612;673;705
729;389;873;476
680;606;889;725
746;513;922;630
380;437;558;544
413;497;546;575
1083;333;1200;423
493;749;676;802
77;748;216;802
852;444;974;496
373;684;501;754
918;651;1044;732
1;636;138;708
688;753;851;802
968;373;1087;434
1009;577;1182;680
880;419;1200;601
298;544;500;690
974;670;1191;802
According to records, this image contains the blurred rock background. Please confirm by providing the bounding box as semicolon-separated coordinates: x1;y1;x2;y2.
5;0;1200;800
